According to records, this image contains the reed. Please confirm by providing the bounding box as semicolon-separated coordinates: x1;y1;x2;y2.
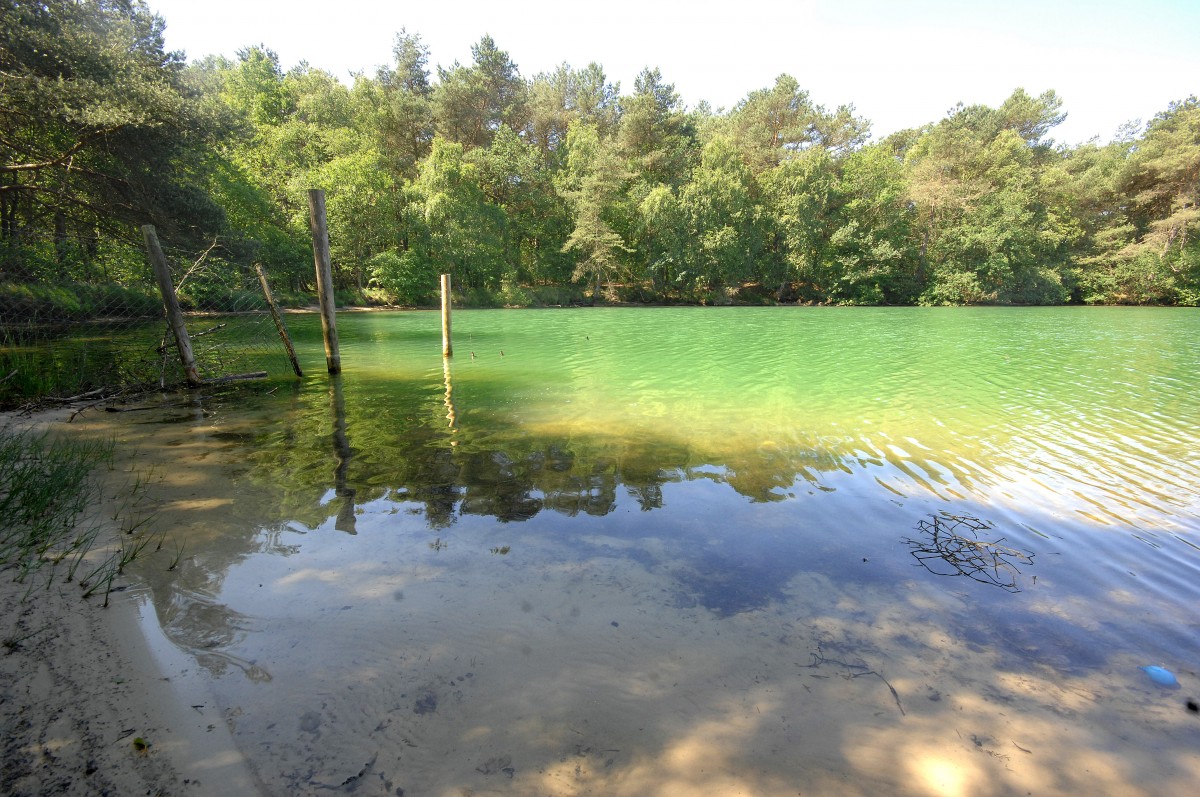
0;425;168;606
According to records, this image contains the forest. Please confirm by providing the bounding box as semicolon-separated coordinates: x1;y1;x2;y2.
2;0;1198;312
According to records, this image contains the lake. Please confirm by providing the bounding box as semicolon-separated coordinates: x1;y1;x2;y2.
91;306;1199;796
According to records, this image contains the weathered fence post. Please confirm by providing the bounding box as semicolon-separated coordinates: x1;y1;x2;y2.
141;224;201;386
255;264;303;378
307;189;341;375
440;273;453;357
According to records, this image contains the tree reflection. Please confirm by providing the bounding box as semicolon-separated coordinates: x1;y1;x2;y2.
233;370;869;532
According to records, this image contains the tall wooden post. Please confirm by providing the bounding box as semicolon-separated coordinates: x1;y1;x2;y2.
141;225;201;386
307;189;341;374
440;273;452;358
255;264;303;377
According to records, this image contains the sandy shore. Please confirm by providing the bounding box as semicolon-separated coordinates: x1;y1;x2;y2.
1;408;257;796
0;576;261;796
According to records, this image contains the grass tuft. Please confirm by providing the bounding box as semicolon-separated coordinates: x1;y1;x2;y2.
1;424;168;606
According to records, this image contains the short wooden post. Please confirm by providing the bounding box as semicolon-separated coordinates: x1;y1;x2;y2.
307;189;341;375
141;224;201;386
440;273;452;357
255;264;303;377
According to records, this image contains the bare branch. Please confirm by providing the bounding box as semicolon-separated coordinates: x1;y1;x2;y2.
174;237;222;292
0;127;124;175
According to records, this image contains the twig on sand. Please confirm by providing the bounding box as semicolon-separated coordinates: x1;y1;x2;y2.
802;651;906;716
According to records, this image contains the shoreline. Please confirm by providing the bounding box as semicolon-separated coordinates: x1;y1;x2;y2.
0;408;259;796
0;575;260;796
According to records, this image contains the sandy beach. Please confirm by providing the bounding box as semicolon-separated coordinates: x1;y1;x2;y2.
1;408;257;796
0;575;259;796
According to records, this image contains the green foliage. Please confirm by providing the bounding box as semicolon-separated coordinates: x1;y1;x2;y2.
761;149;839;297
528;62;620;158
414;138;505;290
635;184;687;292
368;250;437;306
471;124;573;284
495;281;587;307
904;91;1075;305
2;9;1196;310
617;68;697;190
1;0;223;260
827;145;918;304
680;136;763;290
433;36;527;151
0;280;159;321
1122;98;1200;269
558;122;632;295
721;74;870;174
222;46;291;127
366;29;434;179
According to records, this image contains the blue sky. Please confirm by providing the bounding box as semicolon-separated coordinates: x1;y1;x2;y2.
148;0;1200;145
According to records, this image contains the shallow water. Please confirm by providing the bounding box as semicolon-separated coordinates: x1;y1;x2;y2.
86;306;1199;796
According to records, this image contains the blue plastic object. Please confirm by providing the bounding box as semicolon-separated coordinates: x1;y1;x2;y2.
1140;665;1180;688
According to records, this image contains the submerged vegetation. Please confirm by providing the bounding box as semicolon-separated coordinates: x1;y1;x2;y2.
0;0;1198;310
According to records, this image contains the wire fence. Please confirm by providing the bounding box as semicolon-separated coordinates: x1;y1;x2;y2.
1;234;302;411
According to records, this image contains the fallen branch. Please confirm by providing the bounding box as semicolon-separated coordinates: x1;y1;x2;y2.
203;371;268;385
191;322;227;339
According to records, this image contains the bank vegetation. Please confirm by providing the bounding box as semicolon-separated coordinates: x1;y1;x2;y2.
2;1;1197;312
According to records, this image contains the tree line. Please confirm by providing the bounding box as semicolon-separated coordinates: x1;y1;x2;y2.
2;0;1198;311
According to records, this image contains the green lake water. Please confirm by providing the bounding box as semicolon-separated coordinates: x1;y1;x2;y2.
99;306;1198;796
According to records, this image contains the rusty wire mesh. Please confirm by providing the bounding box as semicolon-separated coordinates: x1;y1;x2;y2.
1;236;299;410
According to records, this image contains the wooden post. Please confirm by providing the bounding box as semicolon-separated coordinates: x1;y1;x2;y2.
307;189;341;374
440;273;452;357
141;225;201;386
255;264;303;377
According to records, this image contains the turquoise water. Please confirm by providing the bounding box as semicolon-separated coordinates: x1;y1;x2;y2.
107;307;1199;796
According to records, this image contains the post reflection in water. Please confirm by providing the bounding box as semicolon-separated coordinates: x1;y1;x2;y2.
330;374;356;534
443;355;457;430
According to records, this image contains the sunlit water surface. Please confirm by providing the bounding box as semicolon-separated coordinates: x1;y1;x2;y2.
90;307;1199;796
